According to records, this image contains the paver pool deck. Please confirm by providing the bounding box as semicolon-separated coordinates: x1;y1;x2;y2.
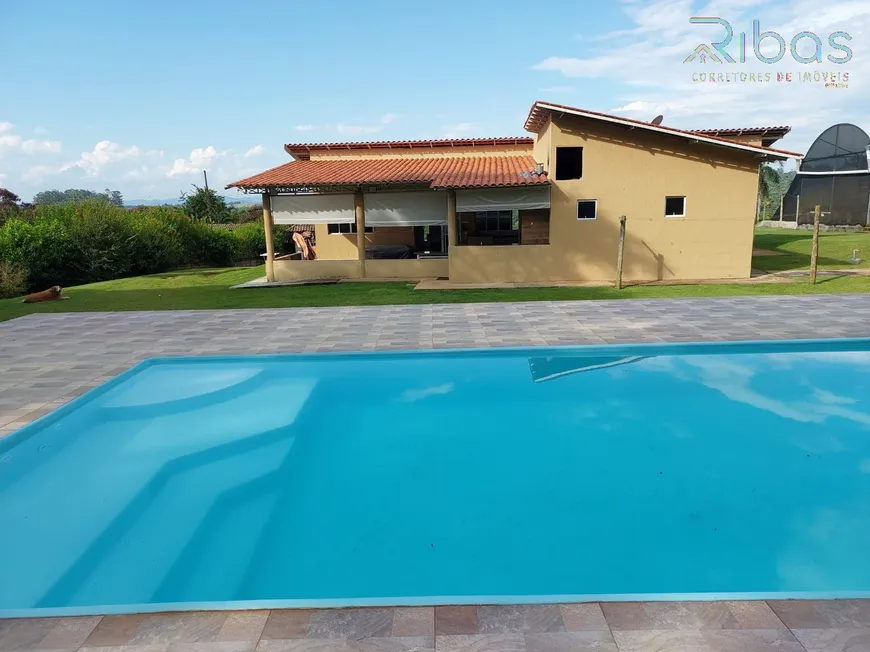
2;294;870;652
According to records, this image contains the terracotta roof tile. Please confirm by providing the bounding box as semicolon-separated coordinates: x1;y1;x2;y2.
285;137;533;160
693;126;791;136
227;155;549;191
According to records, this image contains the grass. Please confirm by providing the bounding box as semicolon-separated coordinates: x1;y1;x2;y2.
2;228;869;322
752;227;869;272
3;260;870;323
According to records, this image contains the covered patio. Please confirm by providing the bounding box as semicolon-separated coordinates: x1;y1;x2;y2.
226;138;551;283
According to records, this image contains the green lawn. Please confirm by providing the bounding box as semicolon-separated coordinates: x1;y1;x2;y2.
753;227;869;272
3;261;870;323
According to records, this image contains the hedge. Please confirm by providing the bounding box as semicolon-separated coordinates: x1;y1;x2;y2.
0;201;281;291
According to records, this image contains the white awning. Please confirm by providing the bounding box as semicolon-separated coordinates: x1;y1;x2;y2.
271;194;355;224
365;191;448;226
456;186;550;212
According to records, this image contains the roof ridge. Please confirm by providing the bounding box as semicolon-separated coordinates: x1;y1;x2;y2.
524;101;801;159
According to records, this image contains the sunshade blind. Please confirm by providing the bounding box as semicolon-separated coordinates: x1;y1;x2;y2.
364;191;448;226
456;186;550;212
271;194;355;224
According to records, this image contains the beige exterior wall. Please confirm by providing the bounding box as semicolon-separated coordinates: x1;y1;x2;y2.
274;259;360;281
367;258;448;278
450;115;761;283
274;258;446;281
314;225;416;260
308;144;532;161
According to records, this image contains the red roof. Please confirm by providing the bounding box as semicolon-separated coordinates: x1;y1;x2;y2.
524;101;802;159
286;137;533;160
228;155;548;191
693;126;791;137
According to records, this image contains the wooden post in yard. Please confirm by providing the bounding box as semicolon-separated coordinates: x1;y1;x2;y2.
810;204;821;284
616;215;627;290
262;193;275;283
779;195;784;221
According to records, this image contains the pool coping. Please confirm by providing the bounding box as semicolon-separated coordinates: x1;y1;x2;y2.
4;335;870;618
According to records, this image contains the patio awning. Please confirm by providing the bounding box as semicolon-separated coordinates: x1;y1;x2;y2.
365;191;448;226
271;194;355;224
456;186;550;212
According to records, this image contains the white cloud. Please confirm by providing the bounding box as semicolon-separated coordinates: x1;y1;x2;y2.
380;113;403;124
33;126;49;135
23;165;57;182
294;124;316;131
442;122;476;138
244;145;265;158
540;86;577;93
62;141;141;177
0;122;12;134
334;123;380;136
21;139;62;154
530;0;870;151
0;133;21;150
167;145;224;177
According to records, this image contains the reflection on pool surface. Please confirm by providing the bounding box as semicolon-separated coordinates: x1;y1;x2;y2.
2;339;870;615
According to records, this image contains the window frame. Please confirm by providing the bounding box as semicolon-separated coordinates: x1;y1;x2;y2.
664;196;687;218
327;223;374;235
555;146;584;181
576;199;598;221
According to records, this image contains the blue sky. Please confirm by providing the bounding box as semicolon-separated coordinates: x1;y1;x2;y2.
1;0;867;201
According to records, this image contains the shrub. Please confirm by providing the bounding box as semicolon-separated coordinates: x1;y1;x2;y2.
0;201;260;291
129;213;185;275
231;223;268;261
0;261;28;299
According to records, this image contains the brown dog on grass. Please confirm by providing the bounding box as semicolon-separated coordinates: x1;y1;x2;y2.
23;286;66;303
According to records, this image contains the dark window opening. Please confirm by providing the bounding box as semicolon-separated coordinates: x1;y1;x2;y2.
457;209;549;246
577;200;597;220
327;223;374;234
556;147;583;180
664;196;686;217
413;225;446;253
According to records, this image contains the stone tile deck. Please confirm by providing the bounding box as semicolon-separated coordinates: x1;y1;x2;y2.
3;294;870;651
3;602;870;651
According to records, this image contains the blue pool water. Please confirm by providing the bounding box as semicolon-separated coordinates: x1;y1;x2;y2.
3;340;870;616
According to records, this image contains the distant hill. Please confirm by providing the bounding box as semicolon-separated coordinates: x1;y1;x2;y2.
126;196;259;207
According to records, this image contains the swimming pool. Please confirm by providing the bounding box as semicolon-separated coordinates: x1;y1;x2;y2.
2;339;870;616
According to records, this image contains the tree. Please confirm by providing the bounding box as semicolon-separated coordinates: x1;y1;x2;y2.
0;188;26;226
0;188;21;208
32;188;123;206
180;185;233;223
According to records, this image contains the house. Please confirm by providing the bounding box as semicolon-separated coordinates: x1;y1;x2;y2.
228;101;801;285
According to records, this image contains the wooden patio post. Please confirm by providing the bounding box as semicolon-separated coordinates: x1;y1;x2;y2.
446;189;457;249
616;215;627;290
354;190;366;278
262;193;275;282
810;204;821;284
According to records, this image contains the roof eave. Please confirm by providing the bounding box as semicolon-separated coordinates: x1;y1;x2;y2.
526;102;802;160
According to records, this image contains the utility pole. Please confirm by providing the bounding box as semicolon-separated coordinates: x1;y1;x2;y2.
203;170;209;191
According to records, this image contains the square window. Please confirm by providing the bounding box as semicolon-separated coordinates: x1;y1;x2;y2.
556;147;583;180
665;196;686;217
577;200;597;220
